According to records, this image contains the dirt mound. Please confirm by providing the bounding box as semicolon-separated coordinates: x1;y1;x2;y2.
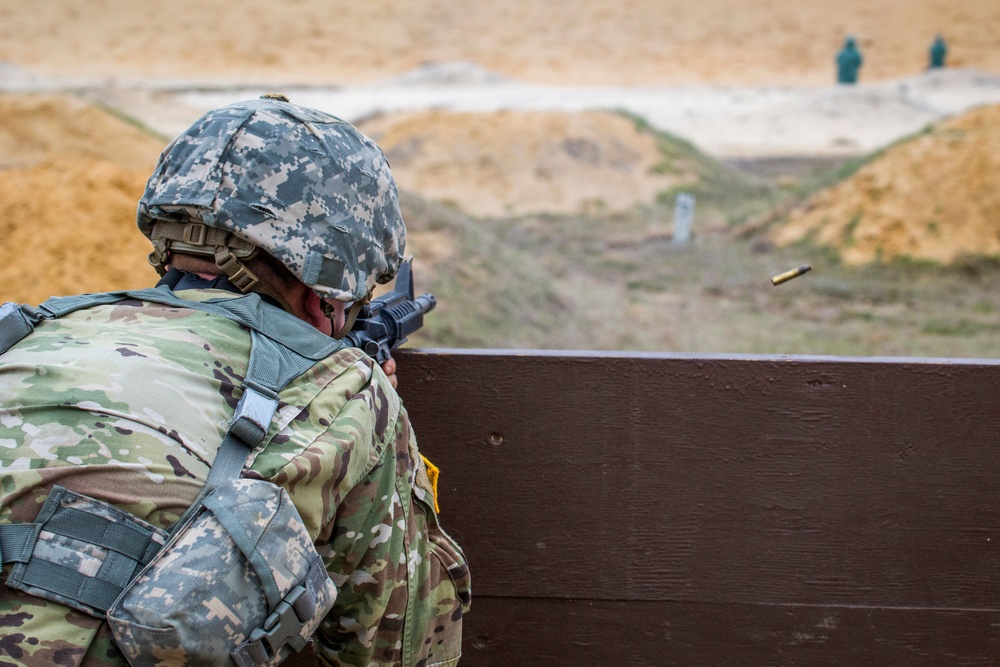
0;94;164;169
359;110;688;216
0;95;163;305
773;104;1000;264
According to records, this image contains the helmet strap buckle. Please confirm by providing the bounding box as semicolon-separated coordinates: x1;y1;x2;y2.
147;238;170;276
229;264;260;292
214;247;260;292
182;223;209;246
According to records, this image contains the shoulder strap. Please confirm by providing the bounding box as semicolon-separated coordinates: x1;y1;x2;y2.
4;287;342;361
0;303;34;356
5;286;344;481
204;329;326;490
35;286;342;361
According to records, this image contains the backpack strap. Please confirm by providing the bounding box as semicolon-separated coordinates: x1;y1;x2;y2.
0;286;345;616
203;328;330;490
4;285;341;486
35;286;342;361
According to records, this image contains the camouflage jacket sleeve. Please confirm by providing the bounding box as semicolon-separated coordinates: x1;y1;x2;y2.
247;348;471;667
0;296;468;666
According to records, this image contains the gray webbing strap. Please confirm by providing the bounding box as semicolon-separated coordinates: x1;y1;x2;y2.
33;292;126;318
0;302;37;356
206;329;325;490
20;558;124;613
36;287;342;361
1;486;167;617
0;523;38;565
0;507;158;616
45;506;157;561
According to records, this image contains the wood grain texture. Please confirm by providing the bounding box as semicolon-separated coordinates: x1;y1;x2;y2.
285;597;1000;667
458;597;1000;666
293;350;1000;665
396;351;1000;608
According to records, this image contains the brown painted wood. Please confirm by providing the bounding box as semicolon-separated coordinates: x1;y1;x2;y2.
282;597;1000;666
289;350;1000;665
459;597;1000;665
394;349;1000;664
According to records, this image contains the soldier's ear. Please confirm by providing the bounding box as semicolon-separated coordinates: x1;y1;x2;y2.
300;289;333;336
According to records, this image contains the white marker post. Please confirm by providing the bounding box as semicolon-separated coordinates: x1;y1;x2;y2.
673;192;696;247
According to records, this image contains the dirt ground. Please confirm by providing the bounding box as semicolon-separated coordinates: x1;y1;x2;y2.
357;110;690;217
1;0;999;306
0;95;695;304
0;95;164;304
0;0;997;86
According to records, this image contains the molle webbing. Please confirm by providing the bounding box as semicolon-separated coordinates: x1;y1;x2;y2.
0;487;168;618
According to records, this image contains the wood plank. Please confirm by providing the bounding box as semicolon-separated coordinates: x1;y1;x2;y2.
459;597;1000;666
286;596;1000;667
395;350;1000;609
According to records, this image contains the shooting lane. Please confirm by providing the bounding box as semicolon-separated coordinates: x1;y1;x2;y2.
286;349;1000;665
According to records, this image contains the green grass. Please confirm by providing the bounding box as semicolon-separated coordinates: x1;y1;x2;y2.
841;215;861;246
82;95;172;143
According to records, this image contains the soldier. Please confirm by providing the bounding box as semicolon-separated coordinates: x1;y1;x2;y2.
929;34;948;69
836;35;863;84
0;96;469;666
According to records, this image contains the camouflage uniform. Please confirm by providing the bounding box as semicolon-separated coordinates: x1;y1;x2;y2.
0;284;470;666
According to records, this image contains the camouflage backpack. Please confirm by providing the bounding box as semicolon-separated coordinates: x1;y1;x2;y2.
0;285;343;666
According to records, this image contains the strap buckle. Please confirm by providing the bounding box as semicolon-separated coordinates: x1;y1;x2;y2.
229;263;260;292
230;382;279;447
214;247;260;292
249;585;309;657
182;223;209;246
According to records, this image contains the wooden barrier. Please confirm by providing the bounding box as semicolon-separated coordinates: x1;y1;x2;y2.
294;349;1000;665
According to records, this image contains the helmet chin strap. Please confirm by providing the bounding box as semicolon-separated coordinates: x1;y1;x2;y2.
326;292;370;340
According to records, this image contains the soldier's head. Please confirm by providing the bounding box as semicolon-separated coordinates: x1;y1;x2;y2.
137;94;406;336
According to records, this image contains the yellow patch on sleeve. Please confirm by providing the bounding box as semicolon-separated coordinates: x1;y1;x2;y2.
421;454;441;514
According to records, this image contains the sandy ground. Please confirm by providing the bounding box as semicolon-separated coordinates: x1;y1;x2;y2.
0;0;997;87
0;95;164;305
357;110;692;217
774;104;1000;265
1;0;999;308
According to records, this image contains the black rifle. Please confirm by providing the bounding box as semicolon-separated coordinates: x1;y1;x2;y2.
345;259;436;364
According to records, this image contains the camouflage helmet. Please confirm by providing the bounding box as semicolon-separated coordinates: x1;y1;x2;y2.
137;95;406;303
